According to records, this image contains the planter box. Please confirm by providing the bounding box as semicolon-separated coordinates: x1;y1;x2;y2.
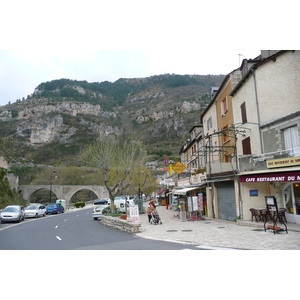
100;215;141;234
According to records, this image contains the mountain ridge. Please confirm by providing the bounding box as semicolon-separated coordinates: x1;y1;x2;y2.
0;74;225;166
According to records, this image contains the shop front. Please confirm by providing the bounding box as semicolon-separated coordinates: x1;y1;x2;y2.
156;189;169;206
215;181;237;221
240;170;300;224
171;185;207;220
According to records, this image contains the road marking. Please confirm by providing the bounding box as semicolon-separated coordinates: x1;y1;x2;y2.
56;236;62;241
64;219;68;222
76;215;79;217
55;225;58;228
196;245;235;250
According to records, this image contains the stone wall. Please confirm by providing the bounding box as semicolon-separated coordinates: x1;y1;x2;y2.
99;216;141;234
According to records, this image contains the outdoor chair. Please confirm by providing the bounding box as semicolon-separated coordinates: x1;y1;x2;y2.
250;208;261;222
278;208;287;224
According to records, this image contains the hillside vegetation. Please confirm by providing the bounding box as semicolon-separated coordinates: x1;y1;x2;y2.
0;74;225;169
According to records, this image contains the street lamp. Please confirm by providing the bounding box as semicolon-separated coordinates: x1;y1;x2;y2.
49;170;57;203
138;170;148;199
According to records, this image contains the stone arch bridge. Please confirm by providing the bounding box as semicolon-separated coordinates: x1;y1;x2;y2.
19;185;109;206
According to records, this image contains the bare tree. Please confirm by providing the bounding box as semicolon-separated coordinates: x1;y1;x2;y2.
82;135;147;213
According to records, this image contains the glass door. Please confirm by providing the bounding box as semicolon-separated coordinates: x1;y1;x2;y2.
294;183;300;218
284;183;300;224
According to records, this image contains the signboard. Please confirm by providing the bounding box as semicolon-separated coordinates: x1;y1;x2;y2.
192;196;198;211
267;156;300;168
187;197;192;212
265;196;277;207
172;162;186;174
129;205;139;222
240;171;300;183
198;193;203;211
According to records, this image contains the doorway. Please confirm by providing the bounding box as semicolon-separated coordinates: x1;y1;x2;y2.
284;182;300;224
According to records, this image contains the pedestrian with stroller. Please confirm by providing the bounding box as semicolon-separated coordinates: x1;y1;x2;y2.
147;202;156;222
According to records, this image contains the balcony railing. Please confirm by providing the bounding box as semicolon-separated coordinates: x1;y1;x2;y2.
238;148;300;172
203;147;300;175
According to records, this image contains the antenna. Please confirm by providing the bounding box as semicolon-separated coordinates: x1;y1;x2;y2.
238;54;245;66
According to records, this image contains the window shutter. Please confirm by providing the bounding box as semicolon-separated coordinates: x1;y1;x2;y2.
242;137;252;155
241;102;247;123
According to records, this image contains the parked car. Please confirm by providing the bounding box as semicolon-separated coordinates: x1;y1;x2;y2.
0;205;25;223
93;198;110;205
25;205;47;218
92;205;108;220
46;203;64;214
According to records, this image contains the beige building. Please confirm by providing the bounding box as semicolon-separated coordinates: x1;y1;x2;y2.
231;50;300;223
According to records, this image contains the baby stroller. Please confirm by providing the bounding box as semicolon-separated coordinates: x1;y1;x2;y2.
150;210;162;225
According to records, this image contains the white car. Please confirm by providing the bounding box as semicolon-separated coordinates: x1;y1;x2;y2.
1;205;25;223
92;205;108;220
25;205;47;218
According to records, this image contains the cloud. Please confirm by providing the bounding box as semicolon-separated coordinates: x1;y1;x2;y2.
0;49;261;105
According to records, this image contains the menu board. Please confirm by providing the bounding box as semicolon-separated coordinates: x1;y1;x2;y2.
129;205;139;222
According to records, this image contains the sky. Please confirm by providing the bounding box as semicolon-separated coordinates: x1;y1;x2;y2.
0;49;260;106
1;0;297;107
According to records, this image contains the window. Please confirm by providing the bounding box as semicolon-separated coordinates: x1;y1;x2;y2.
221;97;228;114
222;125;230;143
207;116;212;130
240;102;247;123
242;137;252;155
283;126;300;156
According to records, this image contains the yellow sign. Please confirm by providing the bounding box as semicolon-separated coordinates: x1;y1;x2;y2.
172;162;186;174
267;156;300;168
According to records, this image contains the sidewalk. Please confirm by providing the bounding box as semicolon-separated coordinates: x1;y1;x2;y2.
135;203;300;250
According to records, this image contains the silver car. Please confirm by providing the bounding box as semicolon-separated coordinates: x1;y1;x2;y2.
25;205;47;218
0;205;25;223
92;205;109;220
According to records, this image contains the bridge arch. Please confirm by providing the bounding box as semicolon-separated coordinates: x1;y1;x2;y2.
19;185;109;206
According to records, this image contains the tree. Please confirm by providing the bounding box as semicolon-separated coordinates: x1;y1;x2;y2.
82;134;147;213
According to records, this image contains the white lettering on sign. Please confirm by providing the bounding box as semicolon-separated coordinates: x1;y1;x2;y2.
246;178;255;182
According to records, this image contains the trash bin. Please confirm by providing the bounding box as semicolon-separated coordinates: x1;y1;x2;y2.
161;199;166;206
134;199;144;214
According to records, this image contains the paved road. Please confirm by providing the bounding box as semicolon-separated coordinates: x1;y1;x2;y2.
0;208;205;250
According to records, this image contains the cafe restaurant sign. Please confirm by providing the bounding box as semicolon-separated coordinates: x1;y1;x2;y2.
240;171;300;183
267;156;300;168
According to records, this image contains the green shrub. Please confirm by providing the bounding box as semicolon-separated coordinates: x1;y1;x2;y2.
74;202;85;208
102;205;121;216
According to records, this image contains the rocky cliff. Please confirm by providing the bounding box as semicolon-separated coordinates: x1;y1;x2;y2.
0;74;225;165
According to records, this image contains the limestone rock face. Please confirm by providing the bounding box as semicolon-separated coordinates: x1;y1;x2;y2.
15;102;116;120
13;103;120;145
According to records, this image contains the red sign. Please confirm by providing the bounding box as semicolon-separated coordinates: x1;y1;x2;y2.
240;171;300;183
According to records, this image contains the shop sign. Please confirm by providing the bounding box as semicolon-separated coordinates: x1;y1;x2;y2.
129;205;139;222
267;156;300;168
198;193;203;211
240;171;300;183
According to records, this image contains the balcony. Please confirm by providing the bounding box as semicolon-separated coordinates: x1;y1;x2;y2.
190;173;207;185
206;160;236;176
238;148;300;172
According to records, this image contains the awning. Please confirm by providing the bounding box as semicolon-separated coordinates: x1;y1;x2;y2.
240;171;300;183
157;189;167;194
172;187;198;195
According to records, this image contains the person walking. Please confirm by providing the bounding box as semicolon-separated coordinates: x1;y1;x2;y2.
147;202;156;222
